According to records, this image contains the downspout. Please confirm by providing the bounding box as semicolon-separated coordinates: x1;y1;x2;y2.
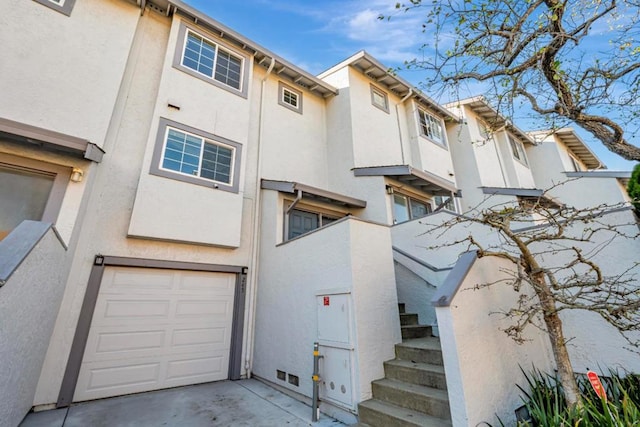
244;56;275;377
286;189;303;214
395;89;413;164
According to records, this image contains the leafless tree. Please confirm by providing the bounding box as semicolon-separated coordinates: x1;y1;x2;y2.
385;0;640;160
423;194;640;408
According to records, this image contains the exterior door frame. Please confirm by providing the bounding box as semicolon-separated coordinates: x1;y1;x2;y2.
56;255;247;408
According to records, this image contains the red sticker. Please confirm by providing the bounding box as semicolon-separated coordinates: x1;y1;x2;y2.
323;296;330;306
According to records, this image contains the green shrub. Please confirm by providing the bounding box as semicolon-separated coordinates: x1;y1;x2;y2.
516;367;640;426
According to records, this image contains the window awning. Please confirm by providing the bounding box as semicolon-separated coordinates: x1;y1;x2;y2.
261;179;367;208
481;187;544;197
0;117;104;162
353;165;459;197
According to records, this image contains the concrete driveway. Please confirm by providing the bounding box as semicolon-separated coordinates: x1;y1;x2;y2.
20;379;348;427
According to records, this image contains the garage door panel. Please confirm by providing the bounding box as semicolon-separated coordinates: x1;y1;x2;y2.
102;299;172;320
105;268;175;291
165;354;227;383
172;327;227;348
94;330;166;354
76;361;161;401
74;267;236;402
178;272;235;293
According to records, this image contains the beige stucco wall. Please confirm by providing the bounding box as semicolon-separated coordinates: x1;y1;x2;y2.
34;10;256;406
127;16;254;247
0;226;68;426
0;0;140;147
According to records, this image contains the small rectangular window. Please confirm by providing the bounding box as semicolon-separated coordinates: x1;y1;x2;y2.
508;135;528;166
278;82;303;114
370;85;389;113
418;109;446;147
150;118;242;193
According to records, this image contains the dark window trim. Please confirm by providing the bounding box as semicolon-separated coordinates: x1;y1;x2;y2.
150;117;242;193
172;21;250;98
57;256;248;408
278;82;303;114
32;0;76;16
370;84;389;113
284;203;344;241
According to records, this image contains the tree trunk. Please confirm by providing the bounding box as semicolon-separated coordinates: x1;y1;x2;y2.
533;272;582;408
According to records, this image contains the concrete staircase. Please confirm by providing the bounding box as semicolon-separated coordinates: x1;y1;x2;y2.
356;303;451;427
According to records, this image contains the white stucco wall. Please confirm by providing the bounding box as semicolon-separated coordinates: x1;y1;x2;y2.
34;10;256;406
0;226;68;427
260;77;329;187
347;70;405;167
0;0;140;147
395;208;639;425
437;256;554;426
253;199;399;413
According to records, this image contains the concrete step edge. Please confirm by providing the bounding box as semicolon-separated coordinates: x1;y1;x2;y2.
358;399;452;427
372;378;449;401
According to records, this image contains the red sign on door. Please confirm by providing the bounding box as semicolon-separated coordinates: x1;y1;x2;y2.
323;296;330;306
587;371;607;401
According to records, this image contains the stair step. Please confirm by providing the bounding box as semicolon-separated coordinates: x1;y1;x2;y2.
372;378;450;419
358;399;452;427
401;324;432;340
384;359;447;390
399;313;419;326
395;337;443;365
398;303;406;314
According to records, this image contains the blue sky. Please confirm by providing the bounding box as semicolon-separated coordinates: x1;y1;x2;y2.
185;0;636;171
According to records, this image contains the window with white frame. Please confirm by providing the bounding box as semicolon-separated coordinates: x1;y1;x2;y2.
32;0;75;15
150;118;242;193
417;109;446;147
569;155;582;171
370;85;389;113
392;193;432;224
433;195;456;212
278;82;303;113
173;24;247;96
508;134;528;166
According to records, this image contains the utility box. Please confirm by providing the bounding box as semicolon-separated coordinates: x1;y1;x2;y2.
316;291;355;410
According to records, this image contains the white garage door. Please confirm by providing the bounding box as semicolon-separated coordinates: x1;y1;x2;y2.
74;267;236;402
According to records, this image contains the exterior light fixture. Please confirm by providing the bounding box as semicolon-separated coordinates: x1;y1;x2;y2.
70;167;84;183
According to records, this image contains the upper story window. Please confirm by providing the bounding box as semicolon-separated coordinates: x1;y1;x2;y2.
370;85;389;113
32;0;76;15
150;118;242;193
278;82;303;114
569;155;582;171
173;23;248;97
508;134;529;166
393;193;432;224
417;109;446;147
